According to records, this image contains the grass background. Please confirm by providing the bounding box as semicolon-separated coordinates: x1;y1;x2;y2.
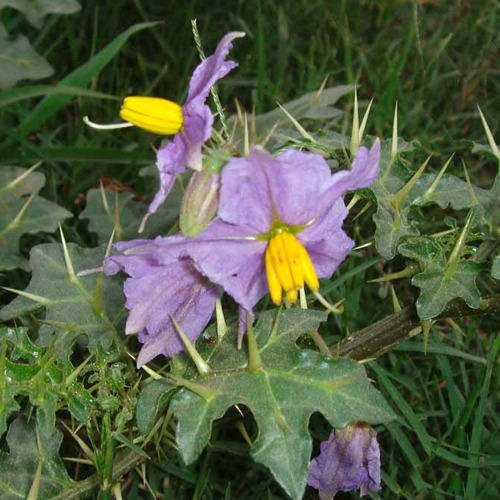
0;0;498;498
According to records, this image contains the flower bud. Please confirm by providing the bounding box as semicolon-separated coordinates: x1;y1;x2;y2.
308;422;381;499
180;168;221;237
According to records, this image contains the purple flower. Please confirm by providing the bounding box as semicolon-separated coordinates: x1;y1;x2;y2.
308;423;381;499
128;31;245;228
187;141;380;341
104;235;218;366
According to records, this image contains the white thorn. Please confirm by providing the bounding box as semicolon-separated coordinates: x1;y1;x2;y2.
105;227;116;259
359;97;374;143
59;225;77;283
2;286;50;304
391;102;398;160
477;105;499;161
99;180;111;216
76;267;103;277
9;193;35;228
5;162;42;191
243;112;250;156
276;102;315;142
312;290;344;314
350;86;360;155
215;298;227;340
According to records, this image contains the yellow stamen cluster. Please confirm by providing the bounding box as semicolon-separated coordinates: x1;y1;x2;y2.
120;96;183;135
265;231;319;306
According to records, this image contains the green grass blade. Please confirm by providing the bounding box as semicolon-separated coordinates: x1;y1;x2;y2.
373;363;433;456
0;85;119;108
0;147;152;165
393;341;486;365
465;334;500;497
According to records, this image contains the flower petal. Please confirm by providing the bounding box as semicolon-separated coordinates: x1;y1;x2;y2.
135;265;217;366
315;139;380;216
308;424;381;499
182;103;213;170
104;236;217;366
188;219;268;312
298;198;354;278
148;134;189;218
186;31;245;105
218;149;278;233
272;149;333;226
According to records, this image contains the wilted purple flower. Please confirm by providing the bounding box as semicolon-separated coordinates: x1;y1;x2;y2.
104;236;218;366
308;423;381;499
118;32;244;230
187;141;380;341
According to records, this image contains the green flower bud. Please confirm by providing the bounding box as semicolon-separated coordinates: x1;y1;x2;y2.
180;168;221;237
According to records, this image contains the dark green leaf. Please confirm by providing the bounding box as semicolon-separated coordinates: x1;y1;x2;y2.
0;25;52;90
398;236;448;268
0;243;123;353
81;188;180;245
0;327;93;435
0;0;80;28
412;261;482;319
0;166;71;271
372;139;417;259
0;416;71;499
411;173;487;211
136;379;176;435
170;309;395;500
373;201;419;260
492;254;500;279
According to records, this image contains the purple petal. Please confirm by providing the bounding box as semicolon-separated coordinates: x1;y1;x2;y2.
315;139;380;215
308;424;381;499
272;149;333;226
188;219;268;312
104;236;217;366
135;268;217;366
182;103;213;170
299;198;354;278
186;31;245;105
148;134;189;218
218;149;278;233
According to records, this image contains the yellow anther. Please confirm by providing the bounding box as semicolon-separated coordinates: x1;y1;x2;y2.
264;231;319;306
297;242;319;291
120;96;183;135
268;234;295;293
280;231;305;289
286;288;298;304
265;248;282;306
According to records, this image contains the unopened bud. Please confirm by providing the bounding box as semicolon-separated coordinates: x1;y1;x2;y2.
180;168;220;237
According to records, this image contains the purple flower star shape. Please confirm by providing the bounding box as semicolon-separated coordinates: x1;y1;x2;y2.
308;423;381;499
187;141;380;342
104;235;218;366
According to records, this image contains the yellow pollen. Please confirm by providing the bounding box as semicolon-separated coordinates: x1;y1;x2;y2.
265;232;319;306
119;96;183;135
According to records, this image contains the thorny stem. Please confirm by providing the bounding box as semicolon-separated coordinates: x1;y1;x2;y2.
333;294;500;361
